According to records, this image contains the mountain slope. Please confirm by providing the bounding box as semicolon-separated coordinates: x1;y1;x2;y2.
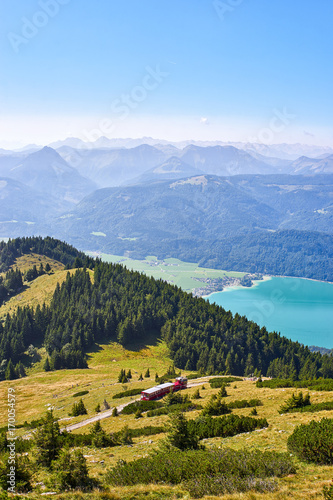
8;146;96;203
0;177;70;237
50;173;333;281
126;157;203;184
291;155;333;174
227;174;333;234
179;145;275;176
58;144;168;187
54;173;333;248
54;175;280;249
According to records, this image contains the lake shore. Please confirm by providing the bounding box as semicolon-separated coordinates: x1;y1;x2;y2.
198;274;271;299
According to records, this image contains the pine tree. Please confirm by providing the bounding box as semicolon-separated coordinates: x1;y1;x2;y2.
51;449;90;490
15;361;26;378
217;384;228;398
166;412;200;450
5;360;17;380
90;421;109;447
44;357;51;372
70;399;87;416
103;399;110;410
118;368;127;383
34;411;61;468
144;368;150;378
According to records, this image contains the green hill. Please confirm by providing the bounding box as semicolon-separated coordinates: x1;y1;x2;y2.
1;237;332;381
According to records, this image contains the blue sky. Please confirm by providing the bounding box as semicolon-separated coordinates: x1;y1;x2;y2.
1;0;333;147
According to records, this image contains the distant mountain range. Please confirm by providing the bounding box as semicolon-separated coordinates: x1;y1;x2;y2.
52;173;333;250
54;143;333;187
0;140;333;282
47;136;333;160
48;173;333;281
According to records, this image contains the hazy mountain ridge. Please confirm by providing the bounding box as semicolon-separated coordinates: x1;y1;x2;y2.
291;155;333;174
47;136;333;160
54;142;333;186
125;156;204;184
8;146;96;203
1;142;333;274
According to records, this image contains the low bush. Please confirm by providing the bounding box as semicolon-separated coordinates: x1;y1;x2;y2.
129;425;165;438
121;400;162;415
202;395;230;416
287;418;333;464
209;377;242;388
72;390;89;398
147;402;201;418
285;401;333;414
323;481;333;500
257;378;333;391
256;379;294;389
310;380;333;392
112;388;144;399
187;373;202;380
106;447;295;495
228;399;262;409
188;414;268;440
61;424;165;449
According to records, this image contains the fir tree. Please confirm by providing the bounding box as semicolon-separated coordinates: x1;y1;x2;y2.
34;411;61;468
44;357;51;372
166;412;200;450
5;360;17;380
51;449;90;491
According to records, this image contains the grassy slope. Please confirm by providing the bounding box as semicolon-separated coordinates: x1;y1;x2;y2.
0;256;332;499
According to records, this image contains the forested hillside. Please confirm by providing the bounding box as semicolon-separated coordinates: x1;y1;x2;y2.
0;236;95;272
53;174;333;281
1;238;332;381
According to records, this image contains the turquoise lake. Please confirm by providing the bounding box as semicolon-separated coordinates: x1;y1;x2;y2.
207;277;333;349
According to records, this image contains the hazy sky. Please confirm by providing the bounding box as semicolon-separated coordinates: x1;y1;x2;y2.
1;0;333;147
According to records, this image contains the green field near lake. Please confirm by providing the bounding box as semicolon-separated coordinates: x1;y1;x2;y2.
94;253;245;291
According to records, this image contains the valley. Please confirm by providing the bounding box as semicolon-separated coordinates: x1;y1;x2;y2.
90;252;250;295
